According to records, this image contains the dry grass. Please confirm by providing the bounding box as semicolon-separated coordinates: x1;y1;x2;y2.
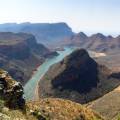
27;98;104;120
0;98;104;120
87;88;120;120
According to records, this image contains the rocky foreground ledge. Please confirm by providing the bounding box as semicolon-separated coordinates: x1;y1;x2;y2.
0;69;25;109
0;69;104;120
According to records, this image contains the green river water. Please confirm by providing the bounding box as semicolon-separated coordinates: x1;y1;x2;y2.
24;47;76;100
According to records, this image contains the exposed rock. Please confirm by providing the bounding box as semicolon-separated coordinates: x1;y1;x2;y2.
0;69;25;109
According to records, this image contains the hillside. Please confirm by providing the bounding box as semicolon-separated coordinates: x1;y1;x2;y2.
0;69;104;120
87;85;120;120
0;32;57;84
0;23;74;47
39;49;120;104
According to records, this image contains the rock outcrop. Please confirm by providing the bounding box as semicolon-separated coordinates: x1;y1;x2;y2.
0;69;25;109
39;49;120;103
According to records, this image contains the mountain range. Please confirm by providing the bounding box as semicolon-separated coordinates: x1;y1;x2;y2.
66;32;120;54
0;22;73;47
0;23;120;54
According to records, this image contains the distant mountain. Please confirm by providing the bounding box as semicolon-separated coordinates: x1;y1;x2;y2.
66;32;120;54
0;32;57;84
1;22;120;53
39;49;120;103
0;22;74;47
68;32;88;46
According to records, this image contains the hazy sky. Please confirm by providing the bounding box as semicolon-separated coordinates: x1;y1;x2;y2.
0;0;120;35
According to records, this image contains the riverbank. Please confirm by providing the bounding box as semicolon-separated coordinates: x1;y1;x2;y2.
24;47;76;100
33;81;40;101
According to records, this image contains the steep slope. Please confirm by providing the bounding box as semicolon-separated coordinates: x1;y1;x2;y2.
0;32;57;84
0;69;104;120
39;49;120;104
0;22;74;47
87;84;120;120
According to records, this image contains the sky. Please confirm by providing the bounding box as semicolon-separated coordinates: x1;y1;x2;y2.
0;0;120;35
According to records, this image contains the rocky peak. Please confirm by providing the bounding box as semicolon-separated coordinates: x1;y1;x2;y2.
107;35;113;39
77;32;87;38
91;33;106;40
71;32;88;43
0;69;25;109
52;49;98;93
63;49;90;67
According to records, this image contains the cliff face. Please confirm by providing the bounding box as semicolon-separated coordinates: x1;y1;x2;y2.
0;69;25;109
0;32;56;85
39;49;120;103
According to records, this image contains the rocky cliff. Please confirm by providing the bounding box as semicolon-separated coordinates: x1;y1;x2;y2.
39;49;120;103
0;69;25;109
0;32;57;84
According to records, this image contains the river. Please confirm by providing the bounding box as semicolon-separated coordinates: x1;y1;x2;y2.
24;47;106;100
24;47;76;100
